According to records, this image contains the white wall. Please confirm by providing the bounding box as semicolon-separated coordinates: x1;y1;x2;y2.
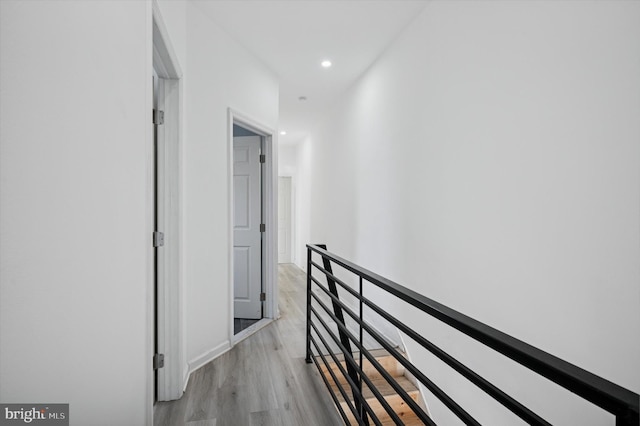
303;1;640;424
278;143;297;177
278;143;297;264
0;1;152;425
183;2;279;370
294;137;313;269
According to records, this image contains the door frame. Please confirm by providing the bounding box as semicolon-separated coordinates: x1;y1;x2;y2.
152;1;184;402
228;108;278;344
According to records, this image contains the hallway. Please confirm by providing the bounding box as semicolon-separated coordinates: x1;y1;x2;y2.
2;2;638;424
153;265;342;426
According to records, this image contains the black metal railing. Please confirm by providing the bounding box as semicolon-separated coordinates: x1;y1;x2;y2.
305;244;639;426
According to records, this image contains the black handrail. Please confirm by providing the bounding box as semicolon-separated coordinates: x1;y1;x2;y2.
305;244;639;426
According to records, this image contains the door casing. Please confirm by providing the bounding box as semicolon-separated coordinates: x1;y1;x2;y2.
228;108;278;344
152;1;184;403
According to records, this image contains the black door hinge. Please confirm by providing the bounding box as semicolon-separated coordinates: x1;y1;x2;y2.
153;353;165;370
153;231;165;247
153;109;164;125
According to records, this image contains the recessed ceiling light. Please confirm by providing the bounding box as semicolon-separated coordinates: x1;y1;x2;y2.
321;60;332;68
280;131;287;135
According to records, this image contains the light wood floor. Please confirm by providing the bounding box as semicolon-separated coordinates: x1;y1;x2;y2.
154;264;343;426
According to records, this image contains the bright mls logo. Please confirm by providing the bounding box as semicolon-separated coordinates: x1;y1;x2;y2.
0;404;68;426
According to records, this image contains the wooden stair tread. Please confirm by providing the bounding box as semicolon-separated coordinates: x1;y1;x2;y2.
342;392;423;425
319;354;405;382
378;411;424;426
327;348;398;361
330;374;418;402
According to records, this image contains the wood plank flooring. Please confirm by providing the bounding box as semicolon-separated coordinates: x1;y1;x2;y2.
154;264;343;426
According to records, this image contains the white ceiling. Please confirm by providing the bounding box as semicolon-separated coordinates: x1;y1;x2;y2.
191;0;429;144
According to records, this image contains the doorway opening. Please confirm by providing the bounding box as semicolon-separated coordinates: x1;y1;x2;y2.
233;124;264;334
229;110;277;342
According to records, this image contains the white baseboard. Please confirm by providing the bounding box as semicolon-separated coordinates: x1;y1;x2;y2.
182;369;190;393
187;340;231;376
398;333;433;418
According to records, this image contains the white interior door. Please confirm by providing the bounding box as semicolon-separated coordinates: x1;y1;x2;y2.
233;136;262;319
278;177;292;264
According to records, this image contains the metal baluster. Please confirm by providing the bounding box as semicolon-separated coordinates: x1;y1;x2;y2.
305;246;312;364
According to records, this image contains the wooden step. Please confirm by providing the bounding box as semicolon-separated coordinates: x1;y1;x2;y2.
319;354;405;385
342;392;423;425
329;374;418;402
